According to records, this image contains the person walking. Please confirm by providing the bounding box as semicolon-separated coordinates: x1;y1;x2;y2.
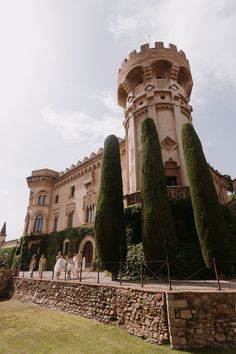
29;254;37;278
38;254;46;279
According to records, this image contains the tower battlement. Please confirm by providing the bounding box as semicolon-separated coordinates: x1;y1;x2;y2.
118;42;191;86
118;42;193;109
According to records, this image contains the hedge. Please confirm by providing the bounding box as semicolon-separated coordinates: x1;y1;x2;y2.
141;118;176;263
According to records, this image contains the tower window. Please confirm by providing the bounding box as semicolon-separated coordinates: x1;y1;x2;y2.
34;214;43;232
55;195;59;204
38;195;46;205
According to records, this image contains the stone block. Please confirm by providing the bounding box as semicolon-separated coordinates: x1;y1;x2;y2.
217;303;235;315
168;308;175;319
180;310;192;319
171;319;186;327
168;300;187;308
178;330;185;336
196;328;204;335
215;333;226;342
171;336;187;347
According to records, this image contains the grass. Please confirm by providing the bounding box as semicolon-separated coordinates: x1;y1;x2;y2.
0;301;235;354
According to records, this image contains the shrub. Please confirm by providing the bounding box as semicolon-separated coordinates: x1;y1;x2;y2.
95;135;127;279
182;123;232;272
125;205;142;245
141;118;176;263
0;247;16;269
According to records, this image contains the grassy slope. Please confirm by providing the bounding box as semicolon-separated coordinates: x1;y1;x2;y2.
0;301;235;354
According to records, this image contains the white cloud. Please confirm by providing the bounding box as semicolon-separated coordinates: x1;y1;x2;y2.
42;106;124;151
90;90;121;114
109;0;236;92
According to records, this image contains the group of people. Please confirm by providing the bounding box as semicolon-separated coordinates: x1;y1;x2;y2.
29;251;81;280
29;254;46;278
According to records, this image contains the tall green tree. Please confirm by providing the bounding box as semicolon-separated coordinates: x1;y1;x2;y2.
182;123;232;270
141;118;176;264
94;135;126;280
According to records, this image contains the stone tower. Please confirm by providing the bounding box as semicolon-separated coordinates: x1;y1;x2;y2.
117;42;193;194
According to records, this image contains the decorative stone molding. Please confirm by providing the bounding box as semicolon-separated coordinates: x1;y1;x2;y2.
161;137;178;151
83;191;96;210
155;103;174;111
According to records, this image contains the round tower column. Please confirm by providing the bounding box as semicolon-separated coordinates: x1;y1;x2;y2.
118;42;193;194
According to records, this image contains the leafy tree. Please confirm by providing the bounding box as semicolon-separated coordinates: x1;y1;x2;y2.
94;135;126;280
182;123;232;271
141;118;176;265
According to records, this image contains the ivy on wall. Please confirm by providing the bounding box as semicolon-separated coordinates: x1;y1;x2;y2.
12;226;93;271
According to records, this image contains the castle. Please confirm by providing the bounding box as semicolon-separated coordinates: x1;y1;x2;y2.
22;42;230;264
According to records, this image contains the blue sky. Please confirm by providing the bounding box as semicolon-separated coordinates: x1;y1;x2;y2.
0;0;236;240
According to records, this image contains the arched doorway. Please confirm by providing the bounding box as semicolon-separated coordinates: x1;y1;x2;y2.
78;235;95;269
83;241;93;268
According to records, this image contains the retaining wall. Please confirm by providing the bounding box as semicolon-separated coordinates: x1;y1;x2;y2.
12;278;236;349
12;278;168;344
167;292;236;348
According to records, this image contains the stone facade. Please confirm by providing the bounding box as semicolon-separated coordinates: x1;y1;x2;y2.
166;292;236;348
12;278;168;345
23;43;230;249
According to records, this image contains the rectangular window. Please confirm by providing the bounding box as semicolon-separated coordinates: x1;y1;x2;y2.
53;216;58;232
54;195;59;204
68;212;73;228
69;186;75;198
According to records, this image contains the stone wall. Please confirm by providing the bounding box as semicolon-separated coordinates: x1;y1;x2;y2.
166;292;236;348
12;278;168;344
12;279;236;349
0;269;14;299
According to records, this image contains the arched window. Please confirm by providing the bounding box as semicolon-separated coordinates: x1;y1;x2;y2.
126;66;144;89
151;60;172;80
86;204;95;223
38;195;46;205
34;214;43;232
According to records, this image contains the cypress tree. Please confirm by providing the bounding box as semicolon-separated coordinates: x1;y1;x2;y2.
141;118;177;264
182;123;231;270
94;135;126;280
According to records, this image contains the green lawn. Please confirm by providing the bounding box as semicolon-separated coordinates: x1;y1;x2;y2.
0;301;235;354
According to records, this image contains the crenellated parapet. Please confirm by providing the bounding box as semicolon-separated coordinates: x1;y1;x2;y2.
118;42;193;108
119;42;190;74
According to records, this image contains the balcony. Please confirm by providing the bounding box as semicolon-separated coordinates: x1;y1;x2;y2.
124;186;191;206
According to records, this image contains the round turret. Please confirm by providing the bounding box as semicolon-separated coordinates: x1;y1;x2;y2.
117;42;193;194
118;42;193;109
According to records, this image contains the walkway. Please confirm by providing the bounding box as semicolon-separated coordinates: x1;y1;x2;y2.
19;270;236;292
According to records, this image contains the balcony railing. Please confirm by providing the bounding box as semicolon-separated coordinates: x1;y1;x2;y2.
124;186;191;206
